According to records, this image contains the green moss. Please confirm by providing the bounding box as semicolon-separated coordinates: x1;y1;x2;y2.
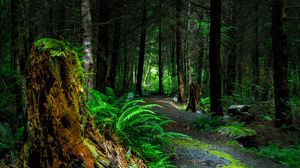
34;38;71;54
210;150;246;168
170;138;247;168
33;38;85;83
170;138;210;149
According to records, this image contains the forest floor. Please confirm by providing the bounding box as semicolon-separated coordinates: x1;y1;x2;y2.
145;97;287;168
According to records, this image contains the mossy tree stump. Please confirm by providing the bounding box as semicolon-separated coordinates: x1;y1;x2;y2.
186;82;201;112
22;38;145;168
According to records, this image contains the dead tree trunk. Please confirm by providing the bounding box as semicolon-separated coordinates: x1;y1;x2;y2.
186;82;201;112
22;39;146;168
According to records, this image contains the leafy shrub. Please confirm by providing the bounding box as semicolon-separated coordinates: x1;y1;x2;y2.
87;89;182;167
0;93;17;124
199;97;211;113
258;145;300;167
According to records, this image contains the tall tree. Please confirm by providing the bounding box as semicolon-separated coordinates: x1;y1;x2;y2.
96;0;109;92
176;0;186;102
272;0;291;127
225;0;238;96
252;5;260;99
81;0;94;88
197;12;205;86
11;0;23;128
108;18;121;90
158;0;164;95
136;0;147;95
209;0;223;115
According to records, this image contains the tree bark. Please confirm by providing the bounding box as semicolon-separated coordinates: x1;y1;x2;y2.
225;0;238;96
136;0;147;95
108;20;121;90
122;38;129;93
197;12;204;86
252;6;260;100
96;0;109;93
272;0;291;127
186;82;201;112
158;0;164;95
11;0;24;129
176;0;186;102
209;0;223;116
22;39;146;168
81;0;94;88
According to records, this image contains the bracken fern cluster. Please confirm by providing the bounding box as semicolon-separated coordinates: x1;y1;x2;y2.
87;89;180;167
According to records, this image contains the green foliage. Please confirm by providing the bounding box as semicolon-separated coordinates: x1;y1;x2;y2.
289;97;300;116
87;89;182;167
223;80;254;108
190;114;256;139
258;145;300;167
0;122;24;159
0;93;16;123
218;125;256;139
200;97;211;112
0;68;20;125
33;38;85;82
34;38;71;54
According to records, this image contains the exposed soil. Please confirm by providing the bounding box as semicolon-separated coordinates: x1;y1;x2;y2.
145;97;287;168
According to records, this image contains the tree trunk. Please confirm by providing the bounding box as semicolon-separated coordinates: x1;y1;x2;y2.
81;0;94;88
122;38;129;93
186;82;201;112
11;0;24;129
136;0;147;95
158;0;164;95
252;7;260;100
22;39;146;168
225;0;238;96
197;13;204;86
108;20;121;90
176;0;186;102
96;0;109;93
262;48;273;100
209;0;223;116
272;0;291;127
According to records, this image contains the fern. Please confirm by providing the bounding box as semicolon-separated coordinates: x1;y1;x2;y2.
258;145;300;167
87;89;182;167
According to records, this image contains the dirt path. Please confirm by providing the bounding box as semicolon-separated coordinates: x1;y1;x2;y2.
145;97;287;168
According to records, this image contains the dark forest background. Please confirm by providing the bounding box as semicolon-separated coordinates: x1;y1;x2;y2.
1;0;300;167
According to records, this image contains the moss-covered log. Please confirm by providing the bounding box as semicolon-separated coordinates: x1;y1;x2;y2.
22;38;146;168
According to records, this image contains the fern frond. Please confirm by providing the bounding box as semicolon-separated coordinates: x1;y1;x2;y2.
121;99;145;112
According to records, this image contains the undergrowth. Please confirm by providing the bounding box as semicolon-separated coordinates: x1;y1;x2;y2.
87;88;183;167
258;145;300;168
190;115;256;139
0;122;24;159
